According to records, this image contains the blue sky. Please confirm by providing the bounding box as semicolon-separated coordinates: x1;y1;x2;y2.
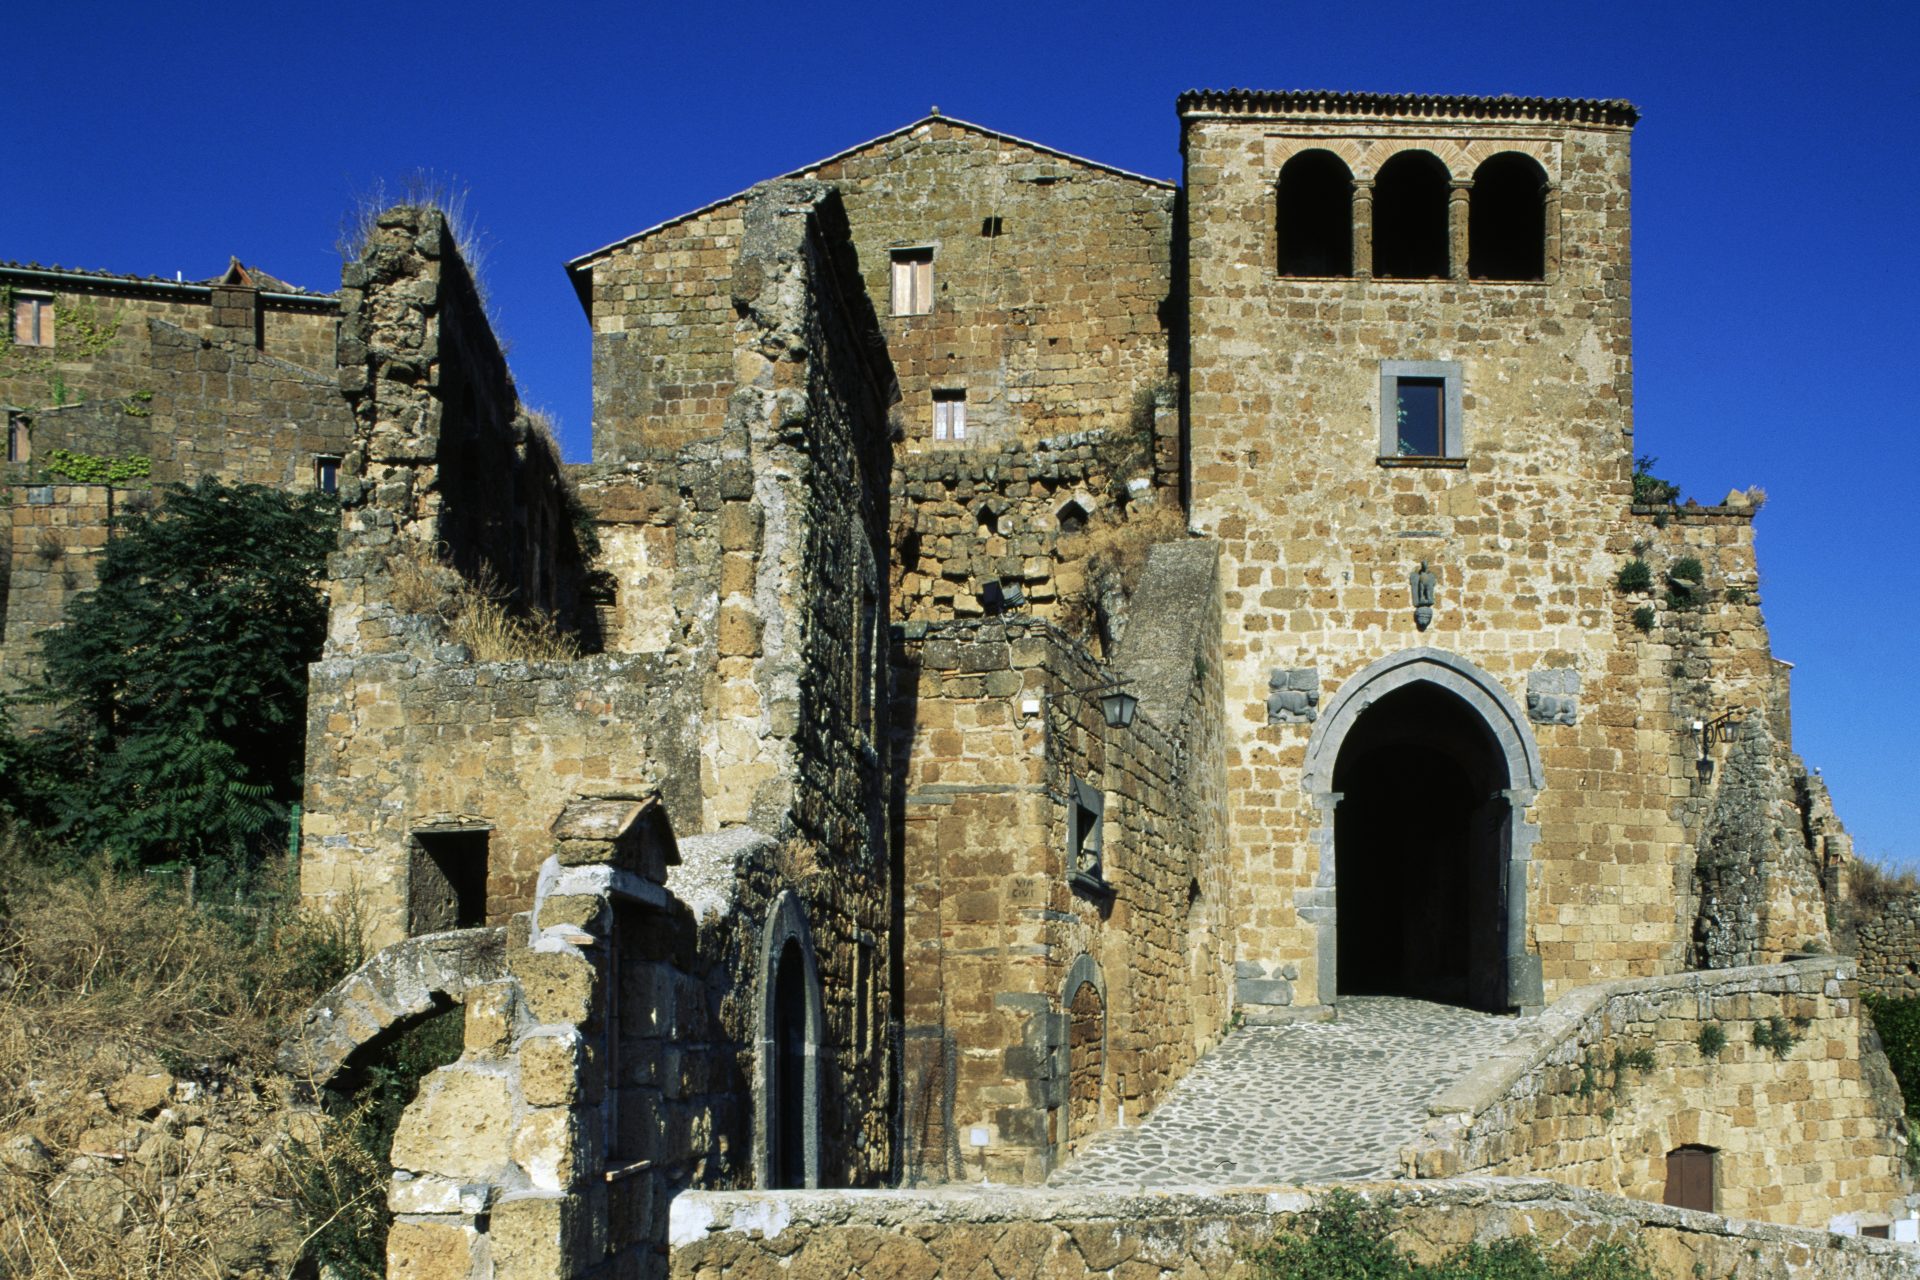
7;1;1916;864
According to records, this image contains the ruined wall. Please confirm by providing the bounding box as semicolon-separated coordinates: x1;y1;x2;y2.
300;648;701;948
895;590;1227;1185
668;1179;1920;1280
328;206;590;654
384;803;731;1280
1405;958;1910;1231
580;117;1175;461
1180;95;1725;1009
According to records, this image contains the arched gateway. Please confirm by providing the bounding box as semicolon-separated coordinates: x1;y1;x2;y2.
1301;649;1545;1012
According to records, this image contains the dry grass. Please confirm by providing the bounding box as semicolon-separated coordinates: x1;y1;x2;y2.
1851;857;1920;911
385;546;579;662
1055;502;1188;647
0;849;363;1278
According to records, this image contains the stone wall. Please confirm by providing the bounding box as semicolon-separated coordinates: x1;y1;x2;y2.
668;1178;1920;1279
1404;957;1911;1231
891;419;1176;627
1;267;351;692
1853;895;1920;1001
0;483;137;689
894;552;1228;1184
578;116;1175;462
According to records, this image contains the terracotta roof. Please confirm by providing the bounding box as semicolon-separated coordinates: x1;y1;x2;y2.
566;112;1175;276
0;259;331;298
1177;88;1638;127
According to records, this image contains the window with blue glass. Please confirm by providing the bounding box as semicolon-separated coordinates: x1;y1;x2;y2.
1378;361;1463;462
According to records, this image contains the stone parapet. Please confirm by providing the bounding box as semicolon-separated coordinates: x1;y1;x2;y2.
1403;957;1912;1231
668;1177;1920;1279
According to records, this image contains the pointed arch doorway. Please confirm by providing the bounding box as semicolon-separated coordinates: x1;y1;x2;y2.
1301;649;1546;1014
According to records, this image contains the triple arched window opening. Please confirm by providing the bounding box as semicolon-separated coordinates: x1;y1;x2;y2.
1278;149;1550;282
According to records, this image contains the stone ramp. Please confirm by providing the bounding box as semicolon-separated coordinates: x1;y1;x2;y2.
1049;997;1534;1186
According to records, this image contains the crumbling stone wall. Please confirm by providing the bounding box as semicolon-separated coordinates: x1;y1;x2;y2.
894;573;1227;1184
0;482;137;690
1853;895;1920;1000
576;116;1175;462
330;207;591;645
892;421;1174;626
1405;957;1910;1231
668;1179;1920;1280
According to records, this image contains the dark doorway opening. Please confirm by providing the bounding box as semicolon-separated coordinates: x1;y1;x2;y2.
407;827;489;935
770;937;809;1189
1334;682;1510;1011
1372;150;1452;280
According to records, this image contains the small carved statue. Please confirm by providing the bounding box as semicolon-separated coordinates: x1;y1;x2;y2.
1410;560;1437;631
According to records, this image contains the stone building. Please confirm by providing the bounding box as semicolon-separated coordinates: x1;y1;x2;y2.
0;259;353;689
202;93;1911;1277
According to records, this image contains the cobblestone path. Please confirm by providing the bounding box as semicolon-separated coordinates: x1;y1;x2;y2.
1048;997;1534;1187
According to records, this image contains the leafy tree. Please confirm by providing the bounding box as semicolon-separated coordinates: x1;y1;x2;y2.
34;478;336;871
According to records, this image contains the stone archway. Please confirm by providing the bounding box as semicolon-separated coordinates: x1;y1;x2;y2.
1301;648;1544;1012
1054;953;1108;1165
755;891;824;1189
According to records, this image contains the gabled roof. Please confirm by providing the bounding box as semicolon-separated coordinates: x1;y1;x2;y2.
565;112;1175;279
1178;88;1638;127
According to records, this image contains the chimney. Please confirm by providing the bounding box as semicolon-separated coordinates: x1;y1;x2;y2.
210;257;260;347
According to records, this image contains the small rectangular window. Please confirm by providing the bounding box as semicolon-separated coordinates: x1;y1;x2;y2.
314;455;341;494
1068;777;1107;891
1395;378;1446;457
980;216;1004;237
890;247;934;316
11;294;53;348
932;390;966;442
6;414;27;464
1379;361;1464;462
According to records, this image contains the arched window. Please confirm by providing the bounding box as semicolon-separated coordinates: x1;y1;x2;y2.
1372;150;1451;280
1277;150;1353;277
1469;152;1549;281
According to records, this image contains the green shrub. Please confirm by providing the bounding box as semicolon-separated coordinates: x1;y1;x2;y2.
28;478;337;872
1616;559;1652;593
1632;454;1680;506
1866;995;1920;1124
1696;1022;1726;1059
1631;606;1656;633
1246;1189;1661;1280
1668;556;1704;584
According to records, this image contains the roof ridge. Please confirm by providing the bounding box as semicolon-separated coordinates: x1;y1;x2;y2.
1177;88;1638;126
565;113;1173;275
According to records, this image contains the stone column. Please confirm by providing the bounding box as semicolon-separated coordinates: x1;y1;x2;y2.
1352;179;1374;281
1449;179;1473;281
1544;185;1562;277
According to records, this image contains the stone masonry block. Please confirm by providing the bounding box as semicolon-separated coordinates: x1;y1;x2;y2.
386;1220;479;1280
510;947;599;1026
389;1066;516;1178
518;1033;583;1107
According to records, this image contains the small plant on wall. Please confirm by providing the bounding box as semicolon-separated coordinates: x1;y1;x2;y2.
1616;558;1652;593
1632;605;1656;633
1753;1015;1804;1060
1696;1022;1726;1059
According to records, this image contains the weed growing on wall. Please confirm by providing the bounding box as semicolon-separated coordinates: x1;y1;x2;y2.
1696;1022;1726;1059
1752;1015;1805;1060
1616;559;1652;593
1246;1189;1662;1280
